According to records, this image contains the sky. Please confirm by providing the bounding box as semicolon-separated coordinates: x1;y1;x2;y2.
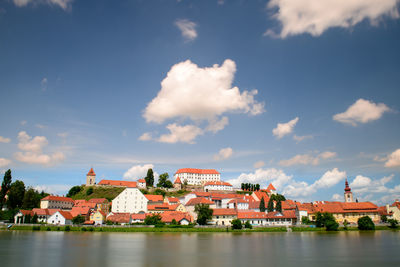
0;0;400;204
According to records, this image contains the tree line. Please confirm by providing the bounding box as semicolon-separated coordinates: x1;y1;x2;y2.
241;183;260;191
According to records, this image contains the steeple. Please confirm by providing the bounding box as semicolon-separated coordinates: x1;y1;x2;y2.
86;167;96;186
344;179;354;203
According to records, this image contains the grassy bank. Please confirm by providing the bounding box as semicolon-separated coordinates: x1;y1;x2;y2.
71;186;125;201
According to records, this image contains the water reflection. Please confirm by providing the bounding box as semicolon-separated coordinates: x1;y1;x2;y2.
0;231;399;267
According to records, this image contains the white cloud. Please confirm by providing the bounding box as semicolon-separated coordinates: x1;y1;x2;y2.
14;131;65;165
138;132;153;141
266;0;400;38
20;120;27;126
0;136;11;143
272;117;299;139
34;184;71;195
175;19;198;42
350;175;372;188
253;160;265;169
333;99;390;126
143;59;264;143
123;164;158;180
214;147;233;161
227;168;293;190
385;149;400;167
0;158;11;168
314;168;347;188
279;151;336;166
158;123;203;144
350;174;399;195
332;193;342;201
13;0;73;10
293;134;313;143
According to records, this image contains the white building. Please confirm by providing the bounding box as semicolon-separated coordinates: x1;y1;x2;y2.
174;168;220;185
47;211;73;225
137;179;146;189
227;199;249;210
40;196;74;210
204;181;233;191
111;187;148;214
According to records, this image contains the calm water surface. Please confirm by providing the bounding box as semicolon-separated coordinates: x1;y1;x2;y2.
1;230;399;267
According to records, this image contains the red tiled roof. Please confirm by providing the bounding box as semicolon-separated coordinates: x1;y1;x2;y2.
58;211;74;220
32;208;50;216
145;195;164;202
186;197;214;206
174;176;182;184
249;200;261;210
266;183;276;191
204;181;232;187
83;220;95;225
312;202;379;214
228;198;248;204
168;197;179;203
70;207;91;217
210;193;240;199
19;210;35;216
160;211;192;223
131;213;146;220
41;195;74;203
237;211;267;219
212;209;237;216
390;201;400;209
88;198;108;204
74;200;96;208
147;203;179;211
377;206;392;216
138;179;146;183
175;168;220;175
107;213;131;223
87;168;96;176
265;210;296;219
252;191;270;202
98;180;137;187
282;200;297;210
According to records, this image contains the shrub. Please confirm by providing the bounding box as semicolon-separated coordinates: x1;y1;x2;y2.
325;219;339;231
231;219;242;230
81;227;87;231
381;215;388;223
88;227;94;232
358;216;375;230
64;226;71;231
32;226;40;231
72;215;85;225
388;219;399;229
56;227;61;231
343;219;349;230
145;214;162;225
301;216;312;225
244;221;252;229
46;227;51;231
86;187;94;196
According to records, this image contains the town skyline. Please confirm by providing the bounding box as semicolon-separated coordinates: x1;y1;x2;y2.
0;0;400;205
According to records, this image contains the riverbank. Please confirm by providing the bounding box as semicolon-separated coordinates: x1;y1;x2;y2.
5;225;399;233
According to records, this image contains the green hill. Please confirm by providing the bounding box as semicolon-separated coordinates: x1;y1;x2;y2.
70;186;125;201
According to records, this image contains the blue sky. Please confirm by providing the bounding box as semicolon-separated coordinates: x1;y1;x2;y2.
0;0;400;204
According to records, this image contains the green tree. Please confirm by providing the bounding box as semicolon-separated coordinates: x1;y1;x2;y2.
145;169;154;187
7;180;26;209
195;204;213;225
275;200;282;213
153;189;166;197
244;220;252;229
301;216;311;225
259;197;266;212
86;187;94;196
358;216;375;230
144;214;162;225
0;169;12;209
231;219;242;230
171;219;178;225
67;186;82;197
315;212;324;227
267;198;274;212
32;214;38;224
22;188;41;209
157;173;173;188
323;213;338;231
380;215;388;223
25;214;32;224
72;215;86;225
241;183;244;191
388;219;398;229
343;219;349;230
255;184;260;191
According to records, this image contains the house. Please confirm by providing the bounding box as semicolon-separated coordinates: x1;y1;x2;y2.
266;183;277;195
137;179;146;189
106;213;131;225
147;203;186;214
111;187;148;214
227;199;249;210
161;211;192;225
97;180;137;188
145;195;164;205
90;210;107;225
387;201;400;221
40;195;74;210
182;192;211;205
74;200;96;209
166;197;180;205
210;193;241;208
70;206;92;220
204;181;233;192
237;211;267;226
47;211;73;225
184;197;215;221
251;191;270;203
173;176;182;190
131;213;146;223
264;211;297;226
32;208;54;223
211;209;237;226
88;198;110;212
174;168;220;185
14;210;35;224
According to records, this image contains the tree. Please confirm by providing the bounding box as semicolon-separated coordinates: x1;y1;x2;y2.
0;169;12;209
315;212;324;227
388;219;399;229
171;219;178;225
195;204;213;225
32;214;38;224
25;214;32;224
244;220;252;229
144;214;162;225
241;183;244;191
358;216;375;230
157;173;173;188
231;219;242;230
323;213;338;231
267;198;274;212
259;197;266;212
275;200;282;213
343;219;349;230
255;184;260;191
72;215;86;225
22;188;41;210
86;187;94;196
153;189;166;197
145;169;154;187
381;215;388;223
67;186;82;197
301;216;311;225
7;180;26;209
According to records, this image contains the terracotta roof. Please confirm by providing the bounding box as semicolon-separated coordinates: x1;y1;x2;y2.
107;213;131;223
87;168;96;176
175;168;220;175
377;206;392;216
204;181;232;187
390;201;400;209
83;220;95;225
88;198;108;204
186;197;214;206
19;210;35;216
168;197;179;203
265;210;296;219
282;200;297;210
312;202;379;214
131;213;146;220
161;211;192;223
252;191;270;202
228;198;248;204
210;193;240;199
296;203;315;213
145;195;164;202
74;200;96;208
32;208;50;216
138;179;146;183
249;200;261;210
98;180;137;187
237;211;267;219
212;208;237;216
58;211;74;220
147;203;179;211
344;179;351;192
266;183;276;191
41;195;74;203
70;207;91;217
174;176;182;184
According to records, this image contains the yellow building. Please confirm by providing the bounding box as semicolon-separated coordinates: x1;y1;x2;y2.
90;210;106;225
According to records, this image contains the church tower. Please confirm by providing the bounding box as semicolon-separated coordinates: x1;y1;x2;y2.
86;168;96;186
344;179;354;203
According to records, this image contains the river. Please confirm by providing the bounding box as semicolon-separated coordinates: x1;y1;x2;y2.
1;231;399;266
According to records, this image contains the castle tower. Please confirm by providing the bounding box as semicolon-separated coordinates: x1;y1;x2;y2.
344;179;354;203
86;168;96;186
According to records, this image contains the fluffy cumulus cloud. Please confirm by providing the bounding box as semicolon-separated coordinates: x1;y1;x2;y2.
266;0;400;38
213;147;233;161
272;117;299;139
138;132;152;141
333;99;390;126
34;184;71;195
13;0;73;10
332;193;342;201
142;59;264;143
123;164;158;180
349;174;400;197
0;136;11;143
14;131;65;165
175;19;198;42
0;158;11;168
227;168;293;190
385;149;400;167
279;150;337;167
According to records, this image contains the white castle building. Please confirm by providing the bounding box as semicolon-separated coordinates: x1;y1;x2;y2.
111;187;148;214
174;168;220;185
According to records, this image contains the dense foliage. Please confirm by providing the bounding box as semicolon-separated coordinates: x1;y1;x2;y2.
231;219;242;230
315;212;339;231
67;186;82;197
7;180;26;209
267;198;274;212
387;219;398;229
157;173;173;188
0;169;12;209
72;215;86;225
145;169;154;187
358;216;375;230
145;214;163;225
240;183;260;191
195;204;213;225
259;197;266;212
244;220;252;229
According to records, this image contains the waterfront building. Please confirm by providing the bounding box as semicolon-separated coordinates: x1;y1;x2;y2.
47;210;73;225
14;210;35;224
174;168;220;185
40;195;74;210
211;208;237;226
145;194;164;205
184;197;216;220
88;198;110;212
387;201;400;221
86;168;96;186
90;210;107;225
131;213;146;223
106;213;131;225
161;211;192;225
111;187;148;214
204;181;233;192
147;203;186;214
